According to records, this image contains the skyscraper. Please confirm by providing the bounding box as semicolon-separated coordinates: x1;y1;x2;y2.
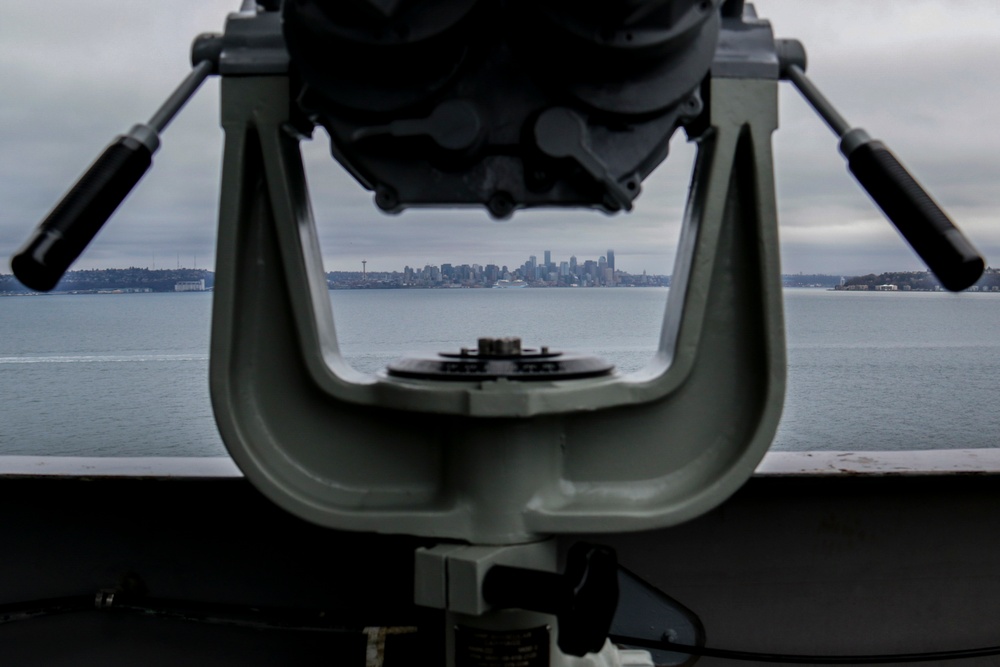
544;250;552;269
607;249;615;271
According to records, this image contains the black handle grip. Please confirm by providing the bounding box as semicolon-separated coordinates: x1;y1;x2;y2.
483;543;619;657
11;136;153;291
848;140;984;292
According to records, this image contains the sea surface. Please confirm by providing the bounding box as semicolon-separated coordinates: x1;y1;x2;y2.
1;288;998;457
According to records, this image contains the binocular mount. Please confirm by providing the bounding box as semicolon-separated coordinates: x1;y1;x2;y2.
10;2;984;665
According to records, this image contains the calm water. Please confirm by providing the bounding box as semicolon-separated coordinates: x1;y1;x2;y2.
1;288;998;456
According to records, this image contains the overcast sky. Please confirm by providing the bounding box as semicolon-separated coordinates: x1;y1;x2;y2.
2;1;998;277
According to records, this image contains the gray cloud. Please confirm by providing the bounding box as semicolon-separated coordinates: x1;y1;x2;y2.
2;1;998;277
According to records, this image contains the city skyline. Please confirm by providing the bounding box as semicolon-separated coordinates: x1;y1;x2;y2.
329;248;659;288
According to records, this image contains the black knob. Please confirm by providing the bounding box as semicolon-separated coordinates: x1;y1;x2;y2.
482;542;619;657
10;59;213;292
846;140;983;292
11;135;154;292
781;60;985;292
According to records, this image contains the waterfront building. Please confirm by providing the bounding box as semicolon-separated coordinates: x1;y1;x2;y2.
175;279;205;292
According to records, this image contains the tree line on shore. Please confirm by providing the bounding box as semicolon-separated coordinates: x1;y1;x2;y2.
839;268;1000;291
0;267;213;293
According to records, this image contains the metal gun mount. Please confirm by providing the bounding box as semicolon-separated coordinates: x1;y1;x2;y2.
9;1;986;665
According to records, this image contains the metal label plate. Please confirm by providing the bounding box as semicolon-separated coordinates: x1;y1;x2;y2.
455;625;549;667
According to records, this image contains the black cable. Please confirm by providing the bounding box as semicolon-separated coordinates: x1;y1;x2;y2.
8;595;1000;663
0;594;364;633
107;599;357;633
610;634;1000;664
0;596;93;624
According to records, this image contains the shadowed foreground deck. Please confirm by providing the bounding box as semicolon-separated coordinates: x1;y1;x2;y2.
1;456;998;666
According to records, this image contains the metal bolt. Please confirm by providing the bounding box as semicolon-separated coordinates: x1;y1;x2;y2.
374;185;399;212
487;192;514;219
477;337;522;356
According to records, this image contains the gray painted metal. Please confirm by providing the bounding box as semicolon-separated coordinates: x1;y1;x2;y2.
217;10;288;75
712;2;780;79
208;73;785;543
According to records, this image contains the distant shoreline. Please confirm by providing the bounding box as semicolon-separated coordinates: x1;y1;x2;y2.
6;285;1000;297
3;267;999;294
